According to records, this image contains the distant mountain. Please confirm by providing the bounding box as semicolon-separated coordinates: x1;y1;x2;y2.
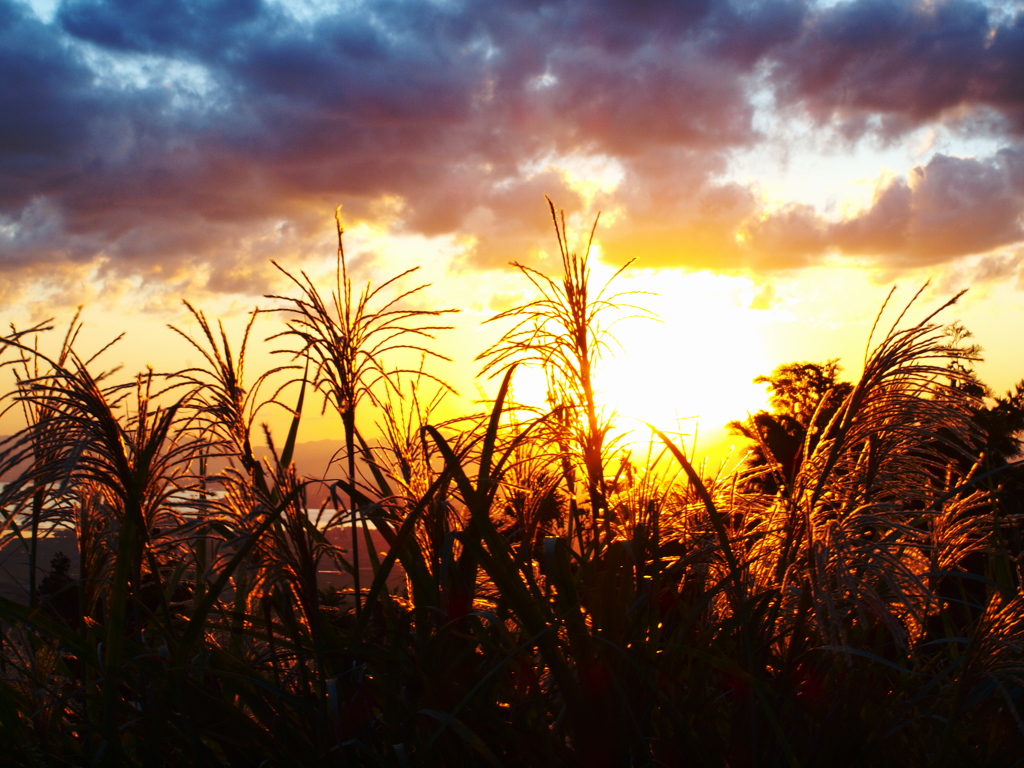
0;437;358;508
253;439;348;507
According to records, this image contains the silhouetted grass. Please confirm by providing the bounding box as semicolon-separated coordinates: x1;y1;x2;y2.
0;208;1021;766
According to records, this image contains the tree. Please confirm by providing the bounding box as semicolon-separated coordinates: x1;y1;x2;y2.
729;360;853;494
939;323;1023;467
975;381;1024;464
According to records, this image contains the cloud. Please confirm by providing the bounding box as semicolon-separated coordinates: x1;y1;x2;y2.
4;0;1024;306
58;0;269;56
937;249;1024;293
768;0;1024;138
746;147;1024;268
740;203;828;269
0;2;108;199
2;0;819;291
749;282;776;310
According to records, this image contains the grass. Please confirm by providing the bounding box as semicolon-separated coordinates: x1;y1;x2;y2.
0;206;1021;766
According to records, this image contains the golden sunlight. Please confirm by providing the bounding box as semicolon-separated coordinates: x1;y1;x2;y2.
598;275;772;456
507;268;773;461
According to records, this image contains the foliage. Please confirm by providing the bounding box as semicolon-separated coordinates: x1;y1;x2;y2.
729;359;854;494
0;212;1021;767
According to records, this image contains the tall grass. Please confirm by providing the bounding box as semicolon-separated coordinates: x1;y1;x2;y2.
478;198;652;555
0;208;1021;766
267;207;457;619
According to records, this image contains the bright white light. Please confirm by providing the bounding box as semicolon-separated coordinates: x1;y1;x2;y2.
518;150;627;208
24;0;58;23
79;45;219;102
528;71;558;90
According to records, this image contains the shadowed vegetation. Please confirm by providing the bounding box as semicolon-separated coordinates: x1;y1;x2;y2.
0;208;1022;767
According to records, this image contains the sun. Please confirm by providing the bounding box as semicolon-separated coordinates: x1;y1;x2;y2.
507;269;774;465
600;299;771;460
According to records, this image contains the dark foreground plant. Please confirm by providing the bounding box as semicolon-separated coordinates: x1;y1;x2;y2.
0;212;1020;767
268;207;457;620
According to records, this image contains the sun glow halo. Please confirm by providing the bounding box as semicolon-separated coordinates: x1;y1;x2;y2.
597;295;771;458
503;270;773;463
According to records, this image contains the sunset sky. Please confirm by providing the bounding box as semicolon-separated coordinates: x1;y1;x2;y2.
4;0;1024;460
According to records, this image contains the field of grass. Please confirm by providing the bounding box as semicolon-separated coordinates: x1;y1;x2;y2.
0;203;1022;766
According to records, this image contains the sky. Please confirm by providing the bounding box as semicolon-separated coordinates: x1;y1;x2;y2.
3;0;1024;462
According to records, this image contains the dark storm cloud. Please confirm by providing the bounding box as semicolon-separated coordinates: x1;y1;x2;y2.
58;0;268;56
4;0;804;295
768;0;1024;138
0;1;107;200
5;0;1024;303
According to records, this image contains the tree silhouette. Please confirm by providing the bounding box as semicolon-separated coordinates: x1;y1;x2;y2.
730;360;853;494
971;381;1024;465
